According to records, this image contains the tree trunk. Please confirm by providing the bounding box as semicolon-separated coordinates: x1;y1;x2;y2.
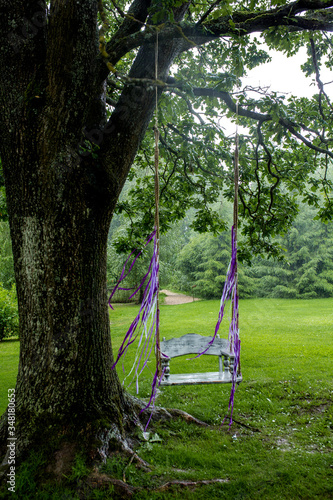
13;167;121;417
0;2;136;471
0;0;190;480
0;137;139;461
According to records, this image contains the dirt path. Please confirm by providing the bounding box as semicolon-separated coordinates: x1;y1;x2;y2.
160;289;200;305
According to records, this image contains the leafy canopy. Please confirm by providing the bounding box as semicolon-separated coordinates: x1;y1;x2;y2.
3;1;333;260
97;0;333;260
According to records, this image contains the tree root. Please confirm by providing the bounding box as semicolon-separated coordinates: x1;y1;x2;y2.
232;418;261;433
165;408;209;427
133;397;210;428
122;452;135;482
86;473;230;498
86;472;138;498
132;392;259;433
143;402;261;433
156;478;230;492
96;424;151;472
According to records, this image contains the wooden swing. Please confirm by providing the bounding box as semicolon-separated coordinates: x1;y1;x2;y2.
110;34;242;415
159;333;242;386
152;34;242;388
154;125;242;387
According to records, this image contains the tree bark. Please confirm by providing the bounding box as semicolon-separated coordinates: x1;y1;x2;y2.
0;0;189;475
0;0;128;470
0;115;135;455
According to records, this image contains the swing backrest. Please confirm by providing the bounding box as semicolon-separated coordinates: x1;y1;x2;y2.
161;333;231;358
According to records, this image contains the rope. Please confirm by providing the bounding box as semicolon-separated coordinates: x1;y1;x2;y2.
233;102;239;236
154;32;161;376
153;33;240;377
233;100;240;374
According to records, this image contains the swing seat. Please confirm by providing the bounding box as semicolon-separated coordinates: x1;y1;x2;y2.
160;333;242;386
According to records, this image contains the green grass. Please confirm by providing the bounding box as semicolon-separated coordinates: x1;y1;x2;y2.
111;297;333;393
0;339;19;412
109;298;333;499
1;298;333;499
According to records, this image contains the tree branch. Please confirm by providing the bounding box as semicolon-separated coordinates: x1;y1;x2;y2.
279;117;333;159
104;68;333;163
98;0;152;81
257;122;281;213
196;0;224;26
171;89;205;125
165;122;223;163
100;0;333;69
309;37;333;117
190;86;271;122
99;2;190;198
172;84;333;159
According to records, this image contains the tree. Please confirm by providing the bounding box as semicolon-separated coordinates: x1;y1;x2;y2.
1;0;333;483
177;231;257;298
251;203;333;298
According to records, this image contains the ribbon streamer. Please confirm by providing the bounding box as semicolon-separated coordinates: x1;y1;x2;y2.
109;228;164;428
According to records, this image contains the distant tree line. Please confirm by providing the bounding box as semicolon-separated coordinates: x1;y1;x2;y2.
175;203;333;299
1;198;332;311
108;200;333;301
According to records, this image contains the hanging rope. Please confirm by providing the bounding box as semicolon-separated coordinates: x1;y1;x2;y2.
233;100;241;377
224;98;241;426
154;31;162;378
232;101;239;353
108;31;163;429
233;103;239;238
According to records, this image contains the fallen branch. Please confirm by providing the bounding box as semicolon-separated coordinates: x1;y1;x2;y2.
166;408;210;427
231;418;261;433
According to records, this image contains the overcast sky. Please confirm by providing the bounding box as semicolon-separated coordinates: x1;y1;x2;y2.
244;47;333;99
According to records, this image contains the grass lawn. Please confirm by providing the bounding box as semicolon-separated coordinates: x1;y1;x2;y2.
0;339;19;415
1;298;333;499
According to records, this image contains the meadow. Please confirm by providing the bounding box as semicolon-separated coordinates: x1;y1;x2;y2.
1;298;333;499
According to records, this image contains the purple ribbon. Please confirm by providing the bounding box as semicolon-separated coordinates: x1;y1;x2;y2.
218;226;241;427
108;229;156;310
192;226;241;427
109;228;164;425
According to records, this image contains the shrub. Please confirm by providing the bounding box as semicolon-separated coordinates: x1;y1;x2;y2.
272;285;297;299
0;284;19;341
